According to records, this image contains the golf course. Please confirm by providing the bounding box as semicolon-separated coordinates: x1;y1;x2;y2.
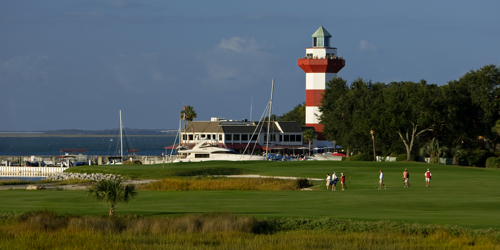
1;160;499;249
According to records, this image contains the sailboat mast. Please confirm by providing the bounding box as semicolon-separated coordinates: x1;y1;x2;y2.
120;110;123;160
266;79;274;157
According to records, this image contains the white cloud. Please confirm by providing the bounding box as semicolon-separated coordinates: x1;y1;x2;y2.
359;40;377;51
0;55;50;85
218;37;265;54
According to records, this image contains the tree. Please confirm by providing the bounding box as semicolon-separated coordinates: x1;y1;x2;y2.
278;102;305;126
303;129;317;156
380;81;443;161
450;145;466;165
419;138;448;164
87;179;137;216
180;106;197;121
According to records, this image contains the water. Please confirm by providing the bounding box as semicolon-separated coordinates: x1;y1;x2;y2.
0;136;178;156
0;176;45;181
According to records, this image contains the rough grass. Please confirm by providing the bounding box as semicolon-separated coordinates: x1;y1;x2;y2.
137;177;313;191
0;211;498;249
0;179;35;186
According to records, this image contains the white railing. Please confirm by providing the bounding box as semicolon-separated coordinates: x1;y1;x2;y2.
0;166;65;177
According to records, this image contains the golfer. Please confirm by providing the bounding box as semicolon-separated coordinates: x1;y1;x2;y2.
326;173;331;190
425;169;432;187
332;172;338;191
379;170;386;189
341;173;347;190
403;168;409;188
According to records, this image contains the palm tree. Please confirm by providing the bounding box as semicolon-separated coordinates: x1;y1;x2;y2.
303;129;317;156
87;179;137;216
180;106;197;121
450;145;466;165
419;137;448;164
370;130;376;161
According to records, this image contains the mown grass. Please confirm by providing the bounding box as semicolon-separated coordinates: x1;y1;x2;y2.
136;177;313;191
0;211;498;249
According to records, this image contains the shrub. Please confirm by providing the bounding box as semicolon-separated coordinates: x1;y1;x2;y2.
389;152;399;157
396;154;407;161
485;157;500;168
346;153;373;161
466;149;496;167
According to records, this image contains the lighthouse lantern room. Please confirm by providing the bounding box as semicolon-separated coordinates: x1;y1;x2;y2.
298;26;345;146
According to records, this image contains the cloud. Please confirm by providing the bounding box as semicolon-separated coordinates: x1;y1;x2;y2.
0;55;50;86
218;37;267;54
359;40;377;51
196;37;278;90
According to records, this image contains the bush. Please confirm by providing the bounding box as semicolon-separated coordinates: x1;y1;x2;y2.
389;152;399;157
485;157;500;168
396;154;407;161
346;153;373;161
466;149;496;167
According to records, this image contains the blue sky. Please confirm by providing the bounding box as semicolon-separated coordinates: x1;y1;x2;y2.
1;0;499;131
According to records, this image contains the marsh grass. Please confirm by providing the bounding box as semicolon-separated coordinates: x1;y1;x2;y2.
136;177;312;191
0;179;35;186
0;211;498;249
37;179;93;186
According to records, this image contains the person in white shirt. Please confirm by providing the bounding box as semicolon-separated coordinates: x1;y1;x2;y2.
379;170;386;189
331;172;338;191
326;173;331;190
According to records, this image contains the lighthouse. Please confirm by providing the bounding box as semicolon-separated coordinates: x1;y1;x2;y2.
298;26;345;146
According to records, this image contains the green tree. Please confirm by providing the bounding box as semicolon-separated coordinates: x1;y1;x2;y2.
419;138;448;164
278;102;305;126
450;145;466;165
447;65;500;151
303;129;317;156
380;81;443;161
87;179;137;216
180;106;197;121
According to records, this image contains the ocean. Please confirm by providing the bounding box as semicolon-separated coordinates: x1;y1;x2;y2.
0;136;178;156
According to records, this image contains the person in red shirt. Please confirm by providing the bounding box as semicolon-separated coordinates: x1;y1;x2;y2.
341;173;346;190
425;169;432;187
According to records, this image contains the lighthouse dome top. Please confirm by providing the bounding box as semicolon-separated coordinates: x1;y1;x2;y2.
311;26;331;48
311;26;332;38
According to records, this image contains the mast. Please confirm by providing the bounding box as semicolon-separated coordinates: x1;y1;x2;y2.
120;110;123;161
266;79;274;157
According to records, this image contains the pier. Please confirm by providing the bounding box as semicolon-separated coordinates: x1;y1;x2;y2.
0;166;65;177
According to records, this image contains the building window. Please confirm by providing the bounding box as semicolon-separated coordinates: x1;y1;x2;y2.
188;134;193;140
278;135;282;142
234;134;240;141
183;134;187;140
251;134;258;141
241;134;248;141
296;135;302;142
226;134;232;141
290;135;296;142
306;53;313;59
201;134;206;138
284;135;290;142
206;134;211;139
219;134;222;140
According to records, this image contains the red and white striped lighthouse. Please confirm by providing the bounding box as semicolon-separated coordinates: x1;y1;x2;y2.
298;26;345;144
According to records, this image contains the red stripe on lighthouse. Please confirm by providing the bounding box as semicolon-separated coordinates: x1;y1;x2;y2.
306;90;324;106
298;59;345;73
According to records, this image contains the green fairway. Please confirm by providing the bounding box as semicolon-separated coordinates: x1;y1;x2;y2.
1;161;500;229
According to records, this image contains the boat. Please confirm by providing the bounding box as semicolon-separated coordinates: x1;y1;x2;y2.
172;140;265;162
107;110;140;165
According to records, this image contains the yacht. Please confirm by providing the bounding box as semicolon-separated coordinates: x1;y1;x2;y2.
172;140;265;162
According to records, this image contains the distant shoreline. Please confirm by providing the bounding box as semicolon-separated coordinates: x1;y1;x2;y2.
0;135;175;138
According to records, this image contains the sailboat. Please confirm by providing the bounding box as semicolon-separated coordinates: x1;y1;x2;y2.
107;110;140;164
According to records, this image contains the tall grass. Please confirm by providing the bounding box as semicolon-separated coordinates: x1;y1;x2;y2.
0;179;35;186
137;177;312;191
0;211;498;249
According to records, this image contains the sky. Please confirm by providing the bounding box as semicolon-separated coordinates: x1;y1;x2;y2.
1;0;499;131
